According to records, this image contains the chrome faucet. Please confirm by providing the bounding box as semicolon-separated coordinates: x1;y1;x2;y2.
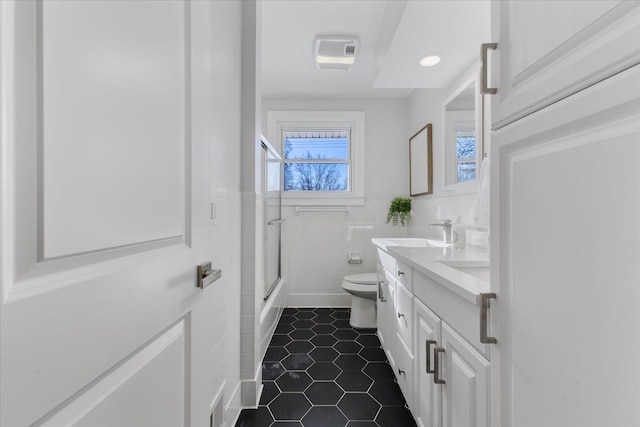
429;219;453;244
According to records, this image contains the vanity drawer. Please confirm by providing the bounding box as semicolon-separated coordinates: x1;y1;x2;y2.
394;335;415;412
395;282;413;352
395;261;413;292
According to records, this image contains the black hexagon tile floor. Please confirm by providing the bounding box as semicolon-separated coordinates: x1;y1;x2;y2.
235;308;416;427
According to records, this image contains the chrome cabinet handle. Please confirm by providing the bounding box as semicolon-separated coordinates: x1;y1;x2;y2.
480;292;497;344
426;340;437;374
197;262;222;289
481;42;498;95
397;270;405;276
433;347;446;385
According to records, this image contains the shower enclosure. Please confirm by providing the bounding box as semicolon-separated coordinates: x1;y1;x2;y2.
262;138;282;301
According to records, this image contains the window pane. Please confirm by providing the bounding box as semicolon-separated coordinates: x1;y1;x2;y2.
284;131;349;160
284;163;348;191
456;131;476;183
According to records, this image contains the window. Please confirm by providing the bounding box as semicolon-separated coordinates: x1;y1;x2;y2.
283;130;350;192
267;111;365;206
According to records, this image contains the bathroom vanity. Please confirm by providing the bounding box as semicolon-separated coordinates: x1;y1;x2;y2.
372;238;493;427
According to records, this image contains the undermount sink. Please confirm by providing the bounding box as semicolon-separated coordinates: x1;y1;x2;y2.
439;260;490;282
388;238;451;248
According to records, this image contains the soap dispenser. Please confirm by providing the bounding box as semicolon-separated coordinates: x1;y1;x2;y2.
452;220;466;249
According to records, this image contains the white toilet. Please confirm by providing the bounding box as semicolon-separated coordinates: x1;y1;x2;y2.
341;273;378;329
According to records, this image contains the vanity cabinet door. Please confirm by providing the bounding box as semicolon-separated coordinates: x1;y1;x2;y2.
376;264;389;347
381;271;399;368
489;0;640;129
441;324;490;427
414;300;442;427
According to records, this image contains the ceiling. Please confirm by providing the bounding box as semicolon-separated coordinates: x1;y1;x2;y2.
261;0;490;99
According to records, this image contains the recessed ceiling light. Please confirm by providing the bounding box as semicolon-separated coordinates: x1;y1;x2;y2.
420;54;442;67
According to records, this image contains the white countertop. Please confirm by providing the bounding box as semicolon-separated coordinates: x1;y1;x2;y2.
372;238;490;305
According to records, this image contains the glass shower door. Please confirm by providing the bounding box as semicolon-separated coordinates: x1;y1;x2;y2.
263;140;282;301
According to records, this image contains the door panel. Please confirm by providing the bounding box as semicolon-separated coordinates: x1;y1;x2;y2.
0;1;214;426
41;0;186;258
492;65;640;427
42;320;187;427
491;0;640;129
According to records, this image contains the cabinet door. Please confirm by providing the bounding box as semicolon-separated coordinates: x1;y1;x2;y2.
491;65;640;427
490;0;640;129
381;271;398;368
414;300;442;427
376;264;389;347
441;324;490;427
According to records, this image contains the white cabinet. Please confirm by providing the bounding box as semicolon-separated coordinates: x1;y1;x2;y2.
489;2;640;426
491;64;640;427
374;242;493;426
489;0;640;129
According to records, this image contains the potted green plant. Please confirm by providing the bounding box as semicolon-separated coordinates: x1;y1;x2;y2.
386;197;412;226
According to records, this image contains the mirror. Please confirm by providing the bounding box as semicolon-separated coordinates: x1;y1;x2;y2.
409;123;433;196
443;67;482;189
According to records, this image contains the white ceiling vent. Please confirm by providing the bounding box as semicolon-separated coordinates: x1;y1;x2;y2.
314;36;359;71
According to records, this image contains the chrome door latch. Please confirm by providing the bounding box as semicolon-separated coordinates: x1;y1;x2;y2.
197;262;222;289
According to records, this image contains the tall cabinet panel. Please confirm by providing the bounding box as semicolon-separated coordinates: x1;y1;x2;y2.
490;6;640;423
489;0;640;129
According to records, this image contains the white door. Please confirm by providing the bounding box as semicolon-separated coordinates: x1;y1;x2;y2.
414;300;441;427
441;324;490;427
491;64;640;427
0;1;225;426
489;0;640;129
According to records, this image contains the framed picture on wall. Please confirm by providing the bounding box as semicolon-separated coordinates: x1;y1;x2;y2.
409;123;433;196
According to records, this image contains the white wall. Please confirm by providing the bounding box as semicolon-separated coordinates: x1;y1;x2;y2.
262;98;411;307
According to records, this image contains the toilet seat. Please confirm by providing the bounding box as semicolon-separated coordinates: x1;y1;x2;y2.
344;273;377;285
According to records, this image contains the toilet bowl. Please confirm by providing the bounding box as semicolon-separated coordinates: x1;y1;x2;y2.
341;273;378;329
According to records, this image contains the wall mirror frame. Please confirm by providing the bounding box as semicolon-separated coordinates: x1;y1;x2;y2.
443;64;484;194
409;123;433;196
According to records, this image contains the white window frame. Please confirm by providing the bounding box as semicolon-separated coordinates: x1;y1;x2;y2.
267;111;365;206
